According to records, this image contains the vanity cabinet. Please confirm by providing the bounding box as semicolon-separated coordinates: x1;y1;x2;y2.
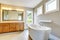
0;22;24;33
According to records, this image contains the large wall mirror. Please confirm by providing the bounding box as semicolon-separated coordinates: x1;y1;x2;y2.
2;10;24;21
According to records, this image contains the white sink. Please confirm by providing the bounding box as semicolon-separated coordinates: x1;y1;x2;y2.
28;24;51;40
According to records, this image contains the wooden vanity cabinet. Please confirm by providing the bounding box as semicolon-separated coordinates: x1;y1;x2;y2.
0;22;24;33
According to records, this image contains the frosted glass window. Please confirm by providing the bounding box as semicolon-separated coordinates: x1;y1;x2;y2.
46;0;57;12
37;6;43;16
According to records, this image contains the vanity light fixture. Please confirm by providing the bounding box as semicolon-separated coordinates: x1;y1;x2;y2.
2;7;12;10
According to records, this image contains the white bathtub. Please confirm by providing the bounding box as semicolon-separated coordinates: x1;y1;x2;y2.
28;24;51;40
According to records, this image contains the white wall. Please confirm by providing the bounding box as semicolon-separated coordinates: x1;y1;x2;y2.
38;12;60;38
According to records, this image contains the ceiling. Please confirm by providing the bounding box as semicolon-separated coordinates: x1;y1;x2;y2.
0;0;42;8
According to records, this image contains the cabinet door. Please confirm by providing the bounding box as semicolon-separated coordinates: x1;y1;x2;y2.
0;24;2;33
15;23;24;31
2;23;9;33
20;23;24;30
9;23;16;32
15;23;21;31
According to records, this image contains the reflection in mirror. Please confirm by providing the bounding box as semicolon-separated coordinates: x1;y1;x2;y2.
2;10;23;21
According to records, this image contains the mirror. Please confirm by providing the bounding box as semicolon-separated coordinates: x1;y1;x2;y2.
2;10;23;21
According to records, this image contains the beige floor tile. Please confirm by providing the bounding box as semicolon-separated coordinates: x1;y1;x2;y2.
0;30;29;40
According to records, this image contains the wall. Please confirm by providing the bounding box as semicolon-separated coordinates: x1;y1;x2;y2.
34;0;60;38
0;4;1;22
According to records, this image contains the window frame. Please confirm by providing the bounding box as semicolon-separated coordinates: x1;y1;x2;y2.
26;11;33;24
2;10;24;21
45;0;59;14
37;5;43;16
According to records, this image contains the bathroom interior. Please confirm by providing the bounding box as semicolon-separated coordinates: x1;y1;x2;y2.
0;0;60;40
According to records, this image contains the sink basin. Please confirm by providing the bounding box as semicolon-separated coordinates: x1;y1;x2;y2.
28;24;51;40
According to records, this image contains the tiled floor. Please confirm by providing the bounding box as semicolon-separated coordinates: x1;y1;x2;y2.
0;30;29;40
0;30;59;40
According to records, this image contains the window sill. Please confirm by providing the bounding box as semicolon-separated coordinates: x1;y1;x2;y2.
37;14;44;16
45;9;59;15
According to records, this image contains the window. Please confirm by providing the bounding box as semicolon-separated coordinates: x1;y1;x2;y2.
45;0;57;12
27;11;33;24
37;6;43;16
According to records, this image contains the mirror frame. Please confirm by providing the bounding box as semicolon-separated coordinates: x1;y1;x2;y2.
2;10;24;21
